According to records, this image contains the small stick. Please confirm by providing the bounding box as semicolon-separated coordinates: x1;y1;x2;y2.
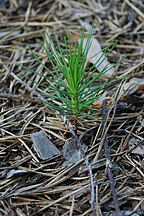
102;99;122;216
68;123;96;216
73;115;78;133
0;93;40;103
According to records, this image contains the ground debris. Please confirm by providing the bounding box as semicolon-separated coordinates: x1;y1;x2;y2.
31;130;61;160
62;138;88;167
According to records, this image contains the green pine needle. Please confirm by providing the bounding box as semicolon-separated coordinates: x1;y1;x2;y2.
20;30;121;118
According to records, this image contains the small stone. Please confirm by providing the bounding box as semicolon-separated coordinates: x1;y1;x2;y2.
31;130;61;160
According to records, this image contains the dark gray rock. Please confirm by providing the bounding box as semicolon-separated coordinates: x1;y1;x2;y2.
31;130;61;160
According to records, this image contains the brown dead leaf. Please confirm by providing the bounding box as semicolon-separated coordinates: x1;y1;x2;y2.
80;38;115;77
91;97;112;109
120;77;144;96
70;33;82;41
70;34;115;77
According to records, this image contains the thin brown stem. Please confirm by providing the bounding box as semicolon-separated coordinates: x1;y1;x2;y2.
73;115;78;133
102;99;122;216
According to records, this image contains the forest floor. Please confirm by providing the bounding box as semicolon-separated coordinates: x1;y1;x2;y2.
0;0;144;215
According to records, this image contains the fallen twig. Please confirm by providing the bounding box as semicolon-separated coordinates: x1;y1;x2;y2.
102;99;122;216
65;118;96;216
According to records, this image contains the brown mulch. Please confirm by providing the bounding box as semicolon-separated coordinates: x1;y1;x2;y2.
0;0;144;215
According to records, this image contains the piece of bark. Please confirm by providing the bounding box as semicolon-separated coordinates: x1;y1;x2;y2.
62;138;88;166
31;130;61;160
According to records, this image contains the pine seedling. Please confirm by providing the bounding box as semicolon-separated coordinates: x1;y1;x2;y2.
20;30;119;131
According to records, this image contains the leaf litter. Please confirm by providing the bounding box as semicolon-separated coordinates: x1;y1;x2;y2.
0;0;144;215
79;37;115;77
